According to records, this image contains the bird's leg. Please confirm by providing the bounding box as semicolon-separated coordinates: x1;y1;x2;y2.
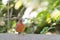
18;32;21;34
18;32;26;35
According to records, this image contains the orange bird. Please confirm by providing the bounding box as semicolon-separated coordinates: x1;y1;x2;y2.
16;19;25;33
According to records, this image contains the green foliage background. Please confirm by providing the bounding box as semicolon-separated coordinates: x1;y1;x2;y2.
0;0;60;34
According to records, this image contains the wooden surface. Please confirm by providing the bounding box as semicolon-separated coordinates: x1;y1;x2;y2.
0;34;60;40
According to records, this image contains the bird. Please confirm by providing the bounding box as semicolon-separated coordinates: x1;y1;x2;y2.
16;18;25;34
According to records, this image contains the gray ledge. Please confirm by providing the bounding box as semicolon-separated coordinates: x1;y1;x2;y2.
0;34;60;40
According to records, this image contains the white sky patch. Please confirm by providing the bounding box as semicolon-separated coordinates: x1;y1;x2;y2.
22;6;47;20
23;19;30;24
40;1;49;7
30;11;38;18
22;6;34;19
37;8;44;12
23;0;32;7
2;0;9;5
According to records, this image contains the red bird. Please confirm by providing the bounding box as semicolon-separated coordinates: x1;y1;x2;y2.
16;19;25;33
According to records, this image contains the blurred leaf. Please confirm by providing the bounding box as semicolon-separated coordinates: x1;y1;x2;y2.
40;27;49;34
27;0;32;2
25;27;34;34
56;19;60;24
51;9;60;22
15;0;23;9
10;20;16;28
12;21;16;28
48;0;60;10
46;12;51;23
0;26;6;33
37;10;48;19
36;10;51;25
0;13;3;17
40;27;55;34
57;6;60;11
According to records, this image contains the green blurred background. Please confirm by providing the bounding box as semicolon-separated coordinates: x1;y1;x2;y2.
0;0;60;34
